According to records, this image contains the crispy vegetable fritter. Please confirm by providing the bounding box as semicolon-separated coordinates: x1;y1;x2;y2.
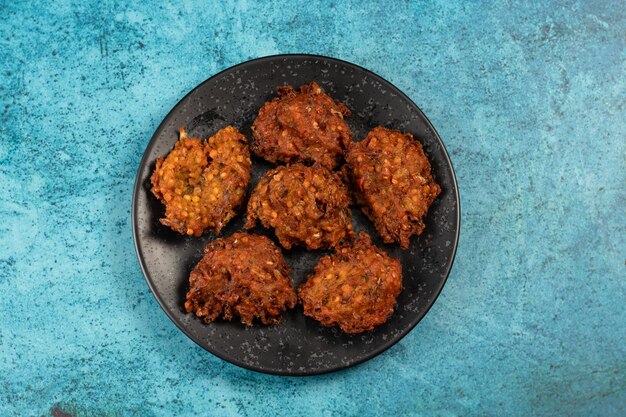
345;127;441;249
185;233;296;326
251;81;352;169
150;126;251;237
245;163;354;250
298;232;402;334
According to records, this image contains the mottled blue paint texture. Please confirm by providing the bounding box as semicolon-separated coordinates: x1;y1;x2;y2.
1;1;624;416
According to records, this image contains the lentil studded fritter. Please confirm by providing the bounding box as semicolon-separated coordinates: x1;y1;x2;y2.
185;233;296;326
345;126;441;249
298;232;402;334
150;126;251;237
251;81;352;169
245;163;354;250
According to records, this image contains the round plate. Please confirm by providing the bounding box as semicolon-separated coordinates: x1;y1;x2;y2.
132;54;460;376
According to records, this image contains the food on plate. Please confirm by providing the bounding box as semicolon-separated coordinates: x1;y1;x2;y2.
150;126;251;237
345;126;441;249
298;232;402;334
245;163;354;250
251;81;352;169
184;233;296;325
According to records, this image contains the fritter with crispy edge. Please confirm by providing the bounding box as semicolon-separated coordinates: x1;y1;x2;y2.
298;232;402;334
185;233;296;326
150;126;251;237
345;126;441;249
245;163;354;250
251;81;352;169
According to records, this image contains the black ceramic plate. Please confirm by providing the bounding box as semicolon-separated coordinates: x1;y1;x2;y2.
132;54;460;376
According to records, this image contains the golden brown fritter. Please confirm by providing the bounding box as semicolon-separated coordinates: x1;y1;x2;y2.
150;126;251;237
251;81;352;169
298;232;402;334
245;163;354;250
185;233;296;326
345;127;441;249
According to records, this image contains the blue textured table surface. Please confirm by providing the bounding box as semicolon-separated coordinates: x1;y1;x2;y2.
1;1;624;416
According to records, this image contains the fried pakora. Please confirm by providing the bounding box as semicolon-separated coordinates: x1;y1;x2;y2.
150;126;251;237
345;126;441;249
245;163;354;250
251;81;352;169
298;232;402;334
185;233;296;326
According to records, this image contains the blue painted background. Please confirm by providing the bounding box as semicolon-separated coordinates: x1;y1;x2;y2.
1;1;624;416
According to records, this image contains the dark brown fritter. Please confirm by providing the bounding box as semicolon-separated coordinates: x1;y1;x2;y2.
251;81;352;169
298;232;402;334
185;233;296;326
245;163;354;250
151;126;251;237
345;126;441;249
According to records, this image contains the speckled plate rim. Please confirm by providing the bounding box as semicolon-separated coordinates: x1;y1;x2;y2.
131;53;461;376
